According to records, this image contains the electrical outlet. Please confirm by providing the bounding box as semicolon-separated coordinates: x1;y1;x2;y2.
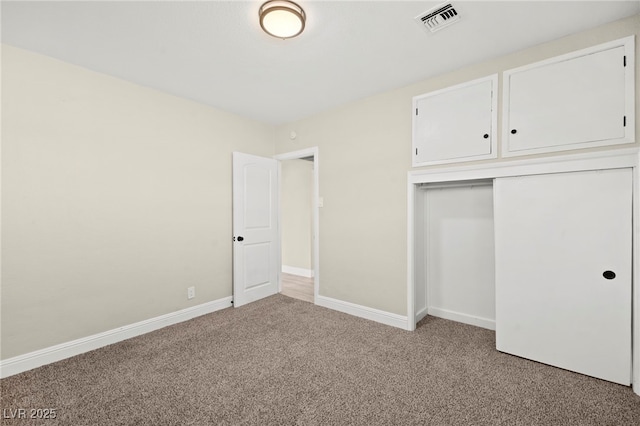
187;286;195;300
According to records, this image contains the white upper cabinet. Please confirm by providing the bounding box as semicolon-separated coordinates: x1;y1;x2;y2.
502;36;635;157
412;74;498;167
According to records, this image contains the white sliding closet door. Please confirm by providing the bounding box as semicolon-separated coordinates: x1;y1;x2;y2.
494;169;632;385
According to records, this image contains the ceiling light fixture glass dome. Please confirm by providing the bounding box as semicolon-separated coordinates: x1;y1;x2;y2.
259;0;306;39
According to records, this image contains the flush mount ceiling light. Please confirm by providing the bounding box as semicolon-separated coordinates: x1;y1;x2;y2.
259;0;306;39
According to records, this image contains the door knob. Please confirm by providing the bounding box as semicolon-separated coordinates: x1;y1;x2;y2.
483;134;489;139
603;270;616;280
511;129;517;134
237;236;244;242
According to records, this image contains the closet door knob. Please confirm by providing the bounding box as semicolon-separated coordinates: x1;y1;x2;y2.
511;129;517;134
603;270;616;280
237;236;244;242
483;134;489;139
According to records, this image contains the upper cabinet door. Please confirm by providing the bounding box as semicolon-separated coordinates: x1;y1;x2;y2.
503;36;635;157
413;74;498;167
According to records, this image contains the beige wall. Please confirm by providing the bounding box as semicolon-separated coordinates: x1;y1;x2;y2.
1;45;274;359
274;14;640;316
281;159;313;271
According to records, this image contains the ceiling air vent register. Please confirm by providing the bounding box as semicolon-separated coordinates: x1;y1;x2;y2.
415;3;460;33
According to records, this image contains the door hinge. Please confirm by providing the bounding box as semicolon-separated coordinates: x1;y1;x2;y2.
623;55;626;67
416;108;418;116
623;116;626;127
415;148;418;156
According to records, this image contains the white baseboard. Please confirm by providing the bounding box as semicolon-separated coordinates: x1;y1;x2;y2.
0;296;233;378
316;295;409;330
415;307;428;323
282;265;314;278
427;307;495;330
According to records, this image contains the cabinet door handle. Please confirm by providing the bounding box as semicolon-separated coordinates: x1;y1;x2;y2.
603;270;616;280
511;129;517;134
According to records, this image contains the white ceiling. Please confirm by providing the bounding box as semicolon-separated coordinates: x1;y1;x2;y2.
2;1;639;124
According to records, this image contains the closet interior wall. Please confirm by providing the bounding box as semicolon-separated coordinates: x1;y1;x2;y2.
415;180;495;330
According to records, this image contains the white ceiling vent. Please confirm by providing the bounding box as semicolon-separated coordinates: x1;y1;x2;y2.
415;3;460;33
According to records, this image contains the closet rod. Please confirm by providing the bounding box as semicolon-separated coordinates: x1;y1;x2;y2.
418;180;493;191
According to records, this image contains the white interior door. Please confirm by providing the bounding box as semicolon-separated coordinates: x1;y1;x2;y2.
494;169;632;385
232;152;280;307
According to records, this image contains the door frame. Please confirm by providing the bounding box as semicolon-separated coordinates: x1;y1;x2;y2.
406;147;639;394
274;147;320;303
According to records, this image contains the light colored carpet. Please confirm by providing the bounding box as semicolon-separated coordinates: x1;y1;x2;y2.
2;294;639;425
